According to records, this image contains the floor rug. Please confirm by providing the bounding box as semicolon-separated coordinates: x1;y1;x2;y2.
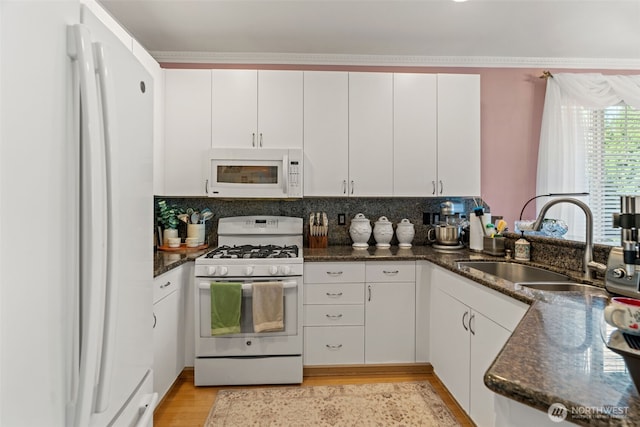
204;381;461;426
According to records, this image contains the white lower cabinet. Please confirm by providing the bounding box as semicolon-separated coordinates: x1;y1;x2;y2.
153;265;185;401
365;262;415;363
430;265;528;427
303;261;416;366
303;262;366;365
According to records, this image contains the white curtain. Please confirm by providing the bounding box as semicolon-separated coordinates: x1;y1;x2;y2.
536;73;640;241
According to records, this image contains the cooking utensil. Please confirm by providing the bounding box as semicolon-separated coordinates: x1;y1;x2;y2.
191;211;200;224
322;212;328;236
200;211;213;223
177;213;189;224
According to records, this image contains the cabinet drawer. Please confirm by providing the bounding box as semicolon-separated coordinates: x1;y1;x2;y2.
304;326;364;365
154;266;183;303
304;305;364;326
366;261;415;282
304;262;365;284
304;283;364;304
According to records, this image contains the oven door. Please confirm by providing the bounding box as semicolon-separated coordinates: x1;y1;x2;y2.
195;277;302;357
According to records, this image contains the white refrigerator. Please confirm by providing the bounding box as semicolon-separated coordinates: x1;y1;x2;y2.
0;2;157;426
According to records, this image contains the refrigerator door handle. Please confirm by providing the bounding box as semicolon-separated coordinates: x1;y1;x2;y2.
92;40;119;414
67;24;109;427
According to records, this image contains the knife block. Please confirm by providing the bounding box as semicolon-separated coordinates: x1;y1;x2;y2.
308;233;328;248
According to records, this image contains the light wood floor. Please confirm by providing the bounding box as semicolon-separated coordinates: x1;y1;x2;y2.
154;367;475;427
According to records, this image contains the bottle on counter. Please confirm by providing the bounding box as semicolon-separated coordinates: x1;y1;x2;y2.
514;232;531;261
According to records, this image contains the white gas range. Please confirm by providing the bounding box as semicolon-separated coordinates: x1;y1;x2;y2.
193;216;303;386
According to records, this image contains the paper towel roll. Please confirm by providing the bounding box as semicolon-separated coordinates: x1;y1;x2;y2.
470;213;491;252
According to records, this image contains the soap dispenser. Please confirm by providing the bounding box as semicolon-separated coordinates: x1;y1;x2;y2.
514;232;531;261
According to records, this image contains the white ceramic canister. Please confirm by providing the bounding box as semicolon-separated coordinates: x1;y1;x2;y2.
373;216;394;248
163;228;178;246
514;234;531;261
349;213;372;248
396;218;415;248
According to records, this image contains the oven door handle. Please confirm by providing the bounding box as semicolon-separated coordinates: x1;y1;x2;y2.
198;280;298;291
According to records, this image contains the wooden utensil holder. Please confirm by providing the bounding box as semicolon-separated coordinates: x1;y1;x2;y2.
308;234;328;248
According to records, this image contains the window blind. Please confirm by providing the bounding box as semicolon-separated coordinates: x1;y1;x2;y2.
584;104;640;244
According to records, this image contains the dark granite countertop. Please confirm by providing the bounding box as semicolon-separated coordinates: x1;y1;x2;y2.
155;243;639;424
153;247;209;277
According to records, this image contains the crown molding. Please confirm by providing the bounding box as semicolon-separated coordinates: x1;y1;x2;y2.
152;51;640;70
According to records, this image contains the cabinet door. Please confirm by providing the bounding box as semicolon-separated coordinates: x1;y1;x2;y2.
469;310;511;427
393;73;438;196
348;72;393;196
365;282;415;363
430;288;471;412
257;70;303;148
163;69;211;195
153;288;181;401
211;69;258;148
303;71;349;196
437;74;481;197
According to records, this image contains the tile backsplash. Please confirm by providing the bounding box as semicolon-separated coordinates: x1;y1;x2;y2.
155;196;487;247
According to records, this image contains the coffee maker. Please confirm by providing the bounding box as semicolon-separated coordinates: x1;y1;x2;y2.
606;195;640;297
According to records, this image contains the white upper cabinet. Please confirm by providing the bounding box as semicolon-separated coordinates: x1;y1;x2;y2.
211;70;303;149
348;72;394;196
393;73;438;196
163;69;211;196
437;74;481;197
211;69;257;148
303;71;349;196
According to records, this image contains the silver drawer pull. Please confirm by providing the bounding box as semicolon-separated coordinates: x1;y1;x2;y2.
160;281;171;289
325;314;343;319
326;292;343;297
383;270;399;275
326;271;343;276
326;344;343;350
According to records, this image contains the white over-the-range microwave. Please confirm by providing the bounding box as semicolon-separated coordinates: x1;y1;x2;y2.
204;148;303;198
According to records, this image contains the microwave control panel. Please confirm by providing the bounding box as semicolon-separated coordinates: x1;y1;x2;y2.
288;160;302;197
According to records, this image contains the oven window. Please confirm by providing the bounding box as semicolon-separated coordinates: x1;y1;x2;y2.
217;166;278;184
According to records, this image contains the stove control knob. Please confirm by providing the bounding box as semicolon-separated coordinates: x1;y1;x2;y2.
244;266;254;276
269;265;279;275
612;268;626;279
219;266;228;276
207;266;217;275
280;265;291;275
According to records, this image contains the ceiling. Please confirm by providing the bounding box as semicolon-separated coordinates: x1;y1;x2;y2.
98;0;640;67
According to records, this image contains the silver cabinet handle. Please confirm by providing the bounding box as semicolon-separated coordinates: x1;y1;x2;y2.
325;314;343;319
439;180;443;194
205;179;208;195
259;133;263;147
383;270;399;275
432;181;436;195
462;311;469;331
252;132;256;147
152;312;157;329
160;281;171;289
469;313;476;335
350;180;354;194
368;284;372;302
326;292;343;297
342;180;347;194
326;271;343;276
325;344;343;350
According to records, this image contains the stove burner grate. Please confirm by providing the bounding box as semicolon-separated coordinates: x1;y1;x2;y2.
205;244;299;259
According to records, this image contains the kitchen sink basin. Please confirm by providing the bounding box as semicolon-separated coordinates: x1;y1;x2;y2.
457;261;571;283
517;282;604;292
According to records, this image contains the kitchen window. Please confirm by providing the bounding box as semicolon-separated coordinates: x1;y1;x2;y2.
584;104;640;244
537;73;640;245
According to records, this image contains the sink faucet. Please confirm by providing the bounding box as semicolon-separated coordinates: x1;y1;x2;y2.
532;197;606;280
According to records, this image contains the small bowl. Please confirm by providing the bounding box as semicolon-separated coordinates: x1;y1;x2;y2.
185;237;199;247
167;237;181;248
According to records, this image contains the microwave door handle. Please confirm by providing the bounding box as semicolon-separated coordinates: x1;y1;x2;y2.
282;154;289;195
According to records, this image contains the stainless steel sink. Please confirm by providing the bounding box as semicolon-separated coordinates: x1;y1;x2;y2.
518;282;604;293
457;261;571;283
